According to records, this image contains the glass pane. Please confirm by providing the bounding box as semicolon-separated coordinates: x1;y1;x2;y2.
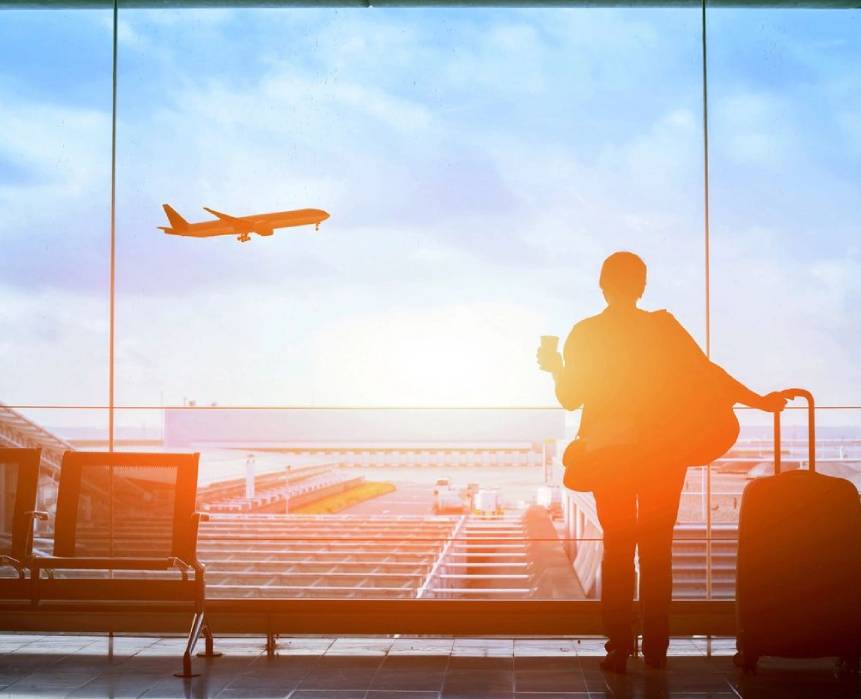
708;8;861;406
114;6;705;408
0;11;112;406
114;6;705;599
177;407;567;598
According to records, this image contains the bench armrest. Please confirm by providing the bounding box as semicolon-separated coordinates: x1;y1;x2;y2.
0;554;26;578
22;510;50;562
32;556;202;573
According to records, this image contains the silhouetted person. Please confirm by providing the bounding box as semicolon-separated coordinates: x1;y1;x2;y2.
537;251;786;673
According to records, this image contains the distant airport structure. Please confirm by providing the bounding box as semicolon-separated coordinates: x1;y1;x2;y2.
163;408;565;469
159;204;329;243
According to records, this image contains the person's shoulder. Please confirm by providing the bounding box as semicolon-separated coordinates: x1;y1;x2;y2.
563;312;603;352
647;309;700;348
649;308;674;320
569;312;605;336
649;308;683;328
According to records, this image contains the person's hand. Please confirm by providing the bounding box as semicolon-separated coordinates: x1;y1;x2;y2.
757;391;788;413
536;346;563;375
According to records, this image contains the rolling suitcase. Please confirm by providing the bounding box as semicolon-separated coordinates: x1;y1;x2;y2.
734;388;861;674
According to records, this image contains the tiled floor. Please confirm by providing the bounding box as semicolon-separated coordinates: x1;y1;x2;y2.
0;635;859;698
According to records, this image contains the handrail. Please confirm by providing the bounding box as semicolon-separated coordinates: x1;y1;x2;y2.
566;491;601;531
777;388;816;472
416;515;468;599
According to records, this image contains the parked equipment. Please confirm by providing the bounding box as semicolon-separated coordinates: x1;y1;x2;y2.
433;478;465;514
734;389;861;674
472;488;503;516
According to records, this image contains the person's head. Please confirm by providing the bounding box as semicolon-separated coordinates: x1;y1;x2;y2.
599;251;647;307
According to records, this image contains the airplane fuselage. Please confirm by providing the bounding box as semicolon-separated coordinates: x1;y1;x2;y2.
160;205;330;242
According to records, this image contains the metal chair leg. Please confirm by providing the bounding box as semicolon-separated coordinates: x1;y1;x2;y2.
174;612;204;678
197;621;222;658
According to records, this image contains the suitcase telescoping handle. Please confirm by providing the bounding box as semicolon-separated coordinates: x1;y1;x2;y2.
773;388;815;474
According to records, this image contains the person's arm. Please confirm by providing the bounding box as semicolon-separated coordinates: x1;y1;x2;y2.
709;364;787;412
661;311;786;412
554;327;586;410
536;325;585;410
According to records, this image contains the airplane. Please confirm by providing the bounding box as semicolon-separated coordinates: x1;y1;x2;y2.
159;204;330;243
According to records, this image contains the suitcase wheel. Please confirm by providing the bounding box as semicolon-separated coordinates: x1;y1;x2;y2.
733;651;758;674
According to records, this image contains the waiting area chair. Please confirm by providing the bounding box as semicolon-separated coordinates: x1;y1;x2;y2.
29;450;215;677
0;447;45;600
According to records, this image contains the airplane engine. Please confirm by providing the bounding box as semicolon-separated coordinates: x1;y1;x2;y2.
256;228;274;237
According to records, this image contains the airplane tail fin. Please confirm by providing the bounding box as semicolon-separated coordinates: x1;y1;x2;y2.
162;204;188;231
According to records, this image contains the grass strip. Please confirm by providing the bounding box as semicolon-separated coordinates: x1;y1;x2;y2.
292;481;397;514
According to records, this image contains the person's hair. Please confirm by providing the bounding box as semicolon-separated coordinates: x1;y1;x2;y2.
599;251;647;300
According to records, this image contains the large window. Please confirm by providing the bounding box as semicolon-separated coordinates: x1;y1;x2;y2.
1;3;858;606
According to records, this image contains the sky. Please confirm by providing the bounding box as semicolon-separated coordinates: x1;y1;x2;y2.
0;7;859;428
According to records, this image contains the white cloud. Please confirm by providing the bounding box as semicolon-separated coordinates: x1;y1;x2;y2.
710;225;861;405
0;285;107;405
712;91;796;168
2;8;859;407
0;101;110;195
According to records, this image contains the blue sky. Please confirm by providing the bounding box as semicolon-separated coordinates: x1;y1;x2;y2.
0;7;858;419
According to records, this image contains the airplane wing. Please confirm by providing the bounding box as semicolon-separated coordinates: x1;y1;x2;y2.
203;206;242;223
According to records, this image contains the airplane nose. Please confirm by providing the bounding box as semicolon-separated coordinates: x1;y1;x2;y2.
318;210;330;221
